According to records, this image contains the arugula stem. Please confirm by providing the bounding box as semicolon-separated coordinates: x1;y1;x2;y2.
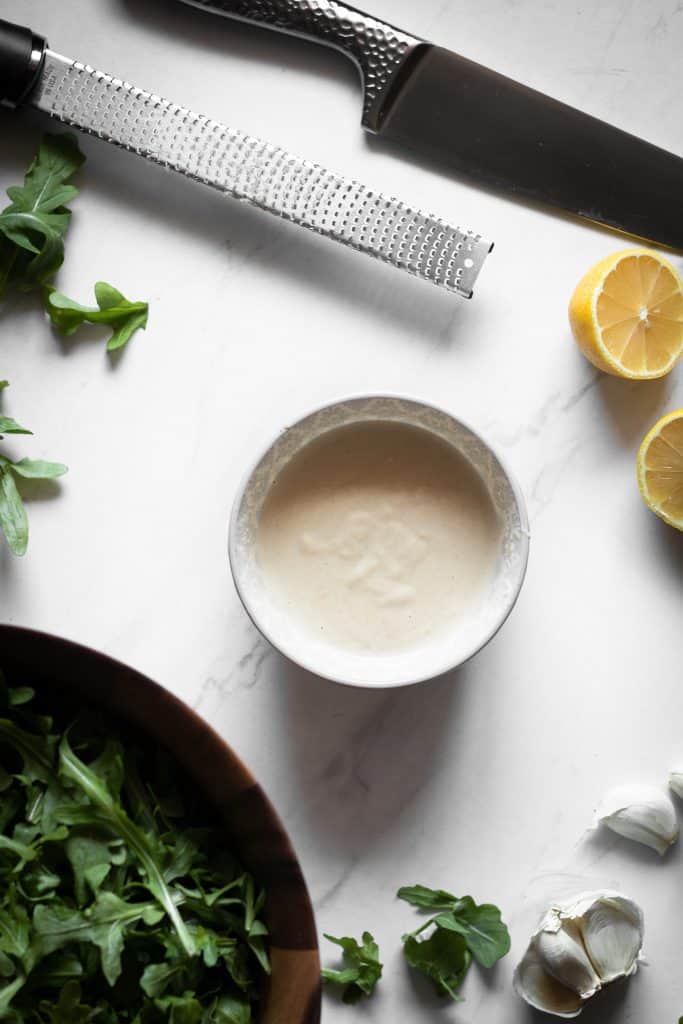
59;735;197;958
0;973;26;1011
409;916;439;939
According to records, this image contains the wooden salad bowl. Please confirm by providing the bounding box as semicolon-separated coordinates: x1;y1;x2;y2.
0;624;321;1024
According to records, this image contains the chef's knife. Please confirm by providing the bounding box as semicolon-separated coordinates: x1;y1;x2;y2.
0;18;490;298
178;0;683;250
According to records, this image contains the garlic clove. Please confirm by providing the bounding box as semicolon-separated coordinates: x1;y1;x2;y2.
577;893;644;985
596;783;679;855
514;891;645;1018
669;768;683;800
535;916;601;999
513;944;585;1018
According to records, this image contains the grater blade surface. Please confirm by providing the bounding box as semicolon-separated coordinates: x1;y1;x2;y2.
30;50;491;297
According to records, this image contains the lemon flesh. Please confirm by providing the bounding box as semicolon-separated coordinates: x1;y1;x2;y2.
569;249;683;379
637;410;683;530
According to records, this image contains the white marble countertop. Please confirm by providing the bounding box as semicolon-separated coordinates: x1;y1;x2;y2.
1;0;683;1020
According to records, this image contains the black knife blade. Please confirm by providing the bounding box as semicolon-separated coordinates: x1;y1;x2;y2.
378;46;683;250
178;0;683;249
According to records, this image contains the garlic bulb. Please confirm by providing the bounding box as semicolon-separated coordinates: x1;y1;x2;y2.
669;768;683;800
513;891;644;1018
596;784;678;855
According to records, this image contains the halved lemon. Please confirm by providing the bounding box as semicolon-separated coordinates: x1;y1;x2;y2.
569;248;683;379
637;410;683;531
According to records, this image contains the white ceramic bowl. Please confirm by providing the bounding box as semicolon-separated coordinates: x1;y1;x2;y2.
229;396;529;688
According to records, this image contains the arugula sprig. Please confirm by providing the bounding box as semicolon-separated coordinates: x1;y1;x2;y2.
0;384;67;557
45;282;149;352
0;135;84;298
398;884;510;1001
1;135;148;352
322;931;382;1004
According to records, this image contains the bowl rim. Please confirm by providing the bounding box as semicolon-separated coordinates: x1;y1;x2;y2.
228;392;530;689
0;623;321;1024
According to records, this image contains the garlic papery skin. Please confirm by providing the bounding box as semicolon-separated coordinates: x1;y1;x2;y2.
669;768;683;800
596;783;679;856
513;890;644;1018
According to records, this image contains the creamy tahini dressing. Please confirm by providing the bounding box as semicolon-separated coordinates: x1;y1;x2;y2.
256;421;502;654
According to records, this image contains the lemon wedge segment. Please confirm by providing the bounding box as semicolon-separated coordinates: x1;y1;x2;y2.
569;248;683;379
637;410;683;531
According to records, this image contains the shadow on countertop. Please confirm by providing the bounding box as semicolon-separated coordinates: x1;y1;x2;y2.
593;372;673;445
273;654;466;864
649;507;683;574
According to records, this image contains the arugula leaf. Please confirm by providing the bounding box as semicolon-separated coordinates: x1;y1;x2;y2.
25;952;83;991
141;960;198;999
0;888;30;960
0;718;57;788
7;688;35;708
397;885;459;912
9;459;68;480
45;282;149;351
398;884;510;969
64;831;125;906
402;929;471;1001
433;900;510;969
33;892;164;986
0;455;67;557
154;994;203;1024
0;387;68;556
0;134;84;298
0;418;31;440
0;468;28;556
212;994;252;1024
321;931;382;1003
39;981;100;1023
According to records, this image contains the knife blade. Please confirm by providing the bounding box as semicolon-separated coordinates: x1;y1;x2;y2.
178;0;683;250
0;18;491;298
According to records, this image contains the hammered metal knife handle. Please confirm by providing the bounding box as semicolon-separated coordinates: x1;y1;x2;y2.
178;0;424;130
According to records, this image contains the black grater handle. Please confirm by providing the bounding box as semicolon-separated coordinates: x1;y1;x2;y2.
0;18;47;109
